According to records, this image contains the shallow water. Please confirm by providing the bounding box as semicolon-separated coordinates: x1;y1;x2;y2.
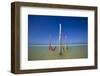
28;45;88;61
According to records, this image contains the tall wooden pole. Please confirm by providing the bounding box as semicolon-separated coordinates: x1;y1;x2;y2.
59;24;62;55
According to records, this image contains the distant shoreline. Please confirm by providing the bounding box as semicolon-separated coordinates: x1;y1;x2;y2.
29;44;88;47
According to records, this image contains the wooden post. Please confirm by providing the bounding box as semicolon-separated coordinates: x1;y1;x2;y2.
59;24;62;55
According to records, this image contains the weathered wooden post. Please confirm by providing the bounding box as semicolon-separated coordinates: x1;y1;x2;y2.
59;24;62;55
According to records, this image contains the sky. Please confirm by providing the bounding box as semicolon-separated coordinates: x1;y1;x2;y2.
28;15;88;45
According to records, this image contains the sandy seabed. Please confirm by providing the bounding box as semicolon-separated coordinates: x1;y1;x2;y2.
28;44;88;61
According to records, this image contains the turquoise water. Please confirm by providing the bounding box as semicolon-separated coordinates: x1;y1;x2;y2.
28;45;88;61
